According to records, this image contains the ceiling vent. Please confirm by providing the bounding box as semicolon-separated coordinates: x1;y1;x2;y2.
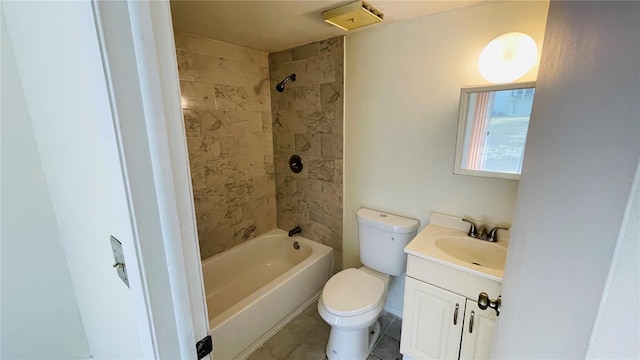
322;0;384;31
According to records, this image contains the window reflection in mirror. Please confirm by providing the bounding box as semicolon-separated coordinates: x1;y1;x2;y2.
454;82;535;180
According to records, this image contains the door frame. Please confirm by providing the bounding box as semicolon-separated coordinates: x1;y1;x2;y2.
92;0;209;358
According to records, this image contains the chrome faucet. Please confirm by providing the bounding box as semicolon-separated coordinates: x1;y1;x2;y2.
461;219;509;242
462;218;478;238
487;226;509;242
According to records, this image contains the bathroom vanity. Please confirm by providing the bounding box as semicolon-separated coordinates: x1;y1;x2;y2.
400;213;509;360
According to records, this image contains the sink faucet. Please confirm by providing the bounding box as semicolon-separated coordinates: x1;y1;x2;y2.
462;218;479;238
487;226;510;242
288;226;302;237
462;219;509;242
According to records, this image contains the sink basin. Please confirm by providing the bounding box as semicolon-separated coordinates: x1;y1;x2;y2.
434;236;507;270
404;217;510;281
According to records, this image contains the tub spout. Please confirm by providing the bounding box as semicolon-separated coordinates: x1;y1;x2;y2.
288;226;302;237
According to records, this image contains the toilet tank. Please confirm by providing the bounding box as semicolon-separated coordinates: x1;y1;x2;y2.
356;208;420;276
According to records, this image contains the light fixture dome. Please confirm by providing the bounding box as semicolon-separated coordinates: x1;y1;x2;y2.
478;32;538;84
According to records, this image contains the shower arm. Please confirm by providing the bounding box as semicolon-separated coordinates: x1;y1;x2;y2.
275;73;297;92
279;74;296;86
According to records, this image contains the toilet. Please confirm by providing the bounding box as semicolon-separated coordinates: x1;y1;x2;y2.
318;208;419;360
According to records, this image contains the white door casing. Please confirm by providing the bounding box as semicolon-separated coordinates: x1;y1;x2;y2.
92;0;210;358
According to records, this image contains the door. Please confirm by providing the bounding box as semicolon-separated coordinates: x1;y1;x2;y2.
459;300;498;359
401;277;466;360
4;1;211;358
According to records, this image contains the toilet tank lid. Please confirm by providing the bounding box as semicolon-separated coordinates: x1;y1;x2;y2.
356;208;419;234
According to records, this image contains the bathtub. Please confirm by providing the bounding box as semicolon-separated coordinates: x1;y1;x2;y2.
202;228;334;359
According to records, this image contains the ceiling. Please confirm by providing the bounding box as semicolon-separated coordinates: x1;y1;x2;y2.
170;0;484;53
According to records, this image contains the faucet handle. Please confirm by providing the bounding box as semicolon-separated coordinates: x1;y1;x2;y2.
487;226;510;242
461;218;478;238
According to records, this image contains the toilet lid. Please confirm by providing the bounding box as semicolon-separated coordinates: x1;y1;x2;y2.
322;268;385;317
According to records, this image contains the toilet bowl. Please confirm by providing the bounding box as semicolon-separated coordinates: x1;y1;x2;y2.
318;268;390;360
317;208;419;360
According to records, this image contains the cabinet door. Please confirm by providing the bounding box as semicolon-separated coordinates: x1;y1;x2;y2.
459;299;498;360
401;277;466;360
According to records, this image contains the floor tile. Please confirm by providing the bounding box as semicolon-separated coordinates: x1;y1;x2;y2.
378;312;394;334
303;324;330;352
249;300;403;360
285;312;322;337
372;335;401;360
246;346;278;360
306;306;330;329
289;342;327;360
386;318;402;342
263;327;300;359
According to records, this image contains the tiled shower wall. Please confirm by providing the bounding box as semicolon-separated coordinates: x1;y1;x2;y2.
175;32;277;259
269;37;345;269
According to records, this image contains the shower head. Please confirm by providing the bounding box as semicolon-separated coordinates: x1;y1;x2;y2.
276;73;296;92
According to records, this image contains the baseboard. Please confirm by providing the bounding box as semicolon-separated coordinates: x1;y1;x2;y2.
383;303;403;319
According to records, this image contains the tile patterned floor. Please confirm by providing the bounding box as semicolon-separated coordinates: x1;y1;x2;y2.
247;300;402;360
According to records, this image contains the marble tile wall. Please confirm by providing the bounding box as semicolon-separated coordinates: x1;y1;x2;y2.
269;37;345;270
175;32;277;259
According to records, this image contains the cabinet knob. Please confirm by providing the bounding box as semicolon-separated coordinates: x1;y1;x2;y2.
478;292;501;316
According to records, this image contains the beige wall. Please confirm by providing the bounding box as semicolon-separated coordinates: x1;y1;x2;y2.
269;38;345;270
175;32;277;259
343;1;549;268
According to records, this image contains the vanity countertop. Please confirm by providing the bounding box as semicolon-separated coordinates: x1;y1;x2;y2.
404;213;510;283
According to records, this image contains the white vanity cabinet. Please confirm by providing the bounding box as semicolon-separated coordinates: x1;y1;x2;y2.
400;214;508;360
400;254;501;360
401;276;498;360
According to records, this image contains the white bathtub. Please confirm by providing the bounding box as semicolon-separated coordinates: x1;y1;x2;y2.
202;228;334;359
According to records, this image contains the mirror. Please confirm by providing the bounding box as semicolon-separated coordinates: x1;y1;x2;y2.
454;82;535;180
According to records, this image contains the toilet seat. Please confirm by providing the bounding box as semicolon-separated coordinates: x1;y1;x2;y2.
322;268;385;317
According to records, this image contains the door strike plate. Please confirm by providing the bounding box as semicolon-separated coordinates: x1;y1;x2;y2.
110;236;129;288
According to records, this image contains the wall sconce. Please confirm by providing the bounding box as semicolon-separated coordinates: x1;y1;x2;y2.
478;32;538;84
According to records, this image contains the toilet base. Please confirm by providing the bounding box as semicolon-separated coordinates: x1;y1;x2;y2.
326;320;381;360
